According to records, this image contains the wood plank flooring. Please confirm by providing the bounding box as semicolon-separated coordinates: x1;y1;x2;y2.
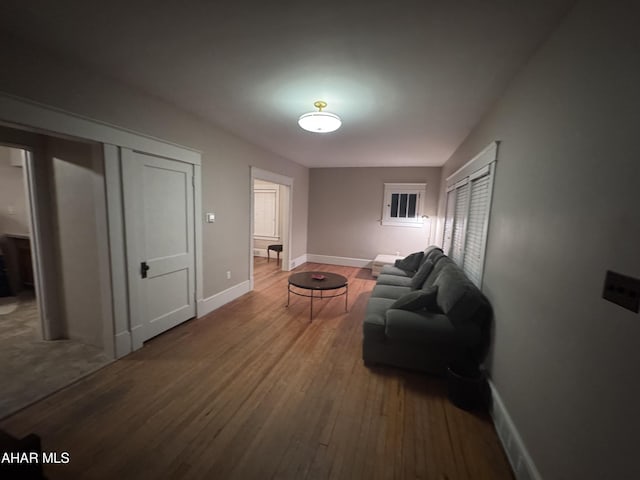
0;259;514;480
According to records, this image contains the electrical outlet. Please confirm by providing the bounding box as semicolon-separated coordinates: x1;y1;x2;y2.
602;270;640;313
226;271;231;280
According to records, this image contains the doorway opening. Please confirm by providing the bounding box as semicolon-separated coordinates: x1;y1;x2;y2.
0;130;111;419
250;168;293;291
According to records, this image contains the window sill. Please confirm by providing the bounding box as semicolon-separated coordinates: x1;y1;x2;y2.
380;221;424;228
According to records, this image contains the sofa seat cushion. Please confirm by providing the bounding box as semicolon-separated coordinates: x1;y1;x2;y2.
364;297;395;342
379;264;414;277
376;274;413;288
371;284;411;300
385;309;458;346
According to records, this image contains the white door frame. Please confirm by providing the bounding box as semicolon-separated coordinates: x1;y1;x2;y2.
0;93;203;357
250;167;293;290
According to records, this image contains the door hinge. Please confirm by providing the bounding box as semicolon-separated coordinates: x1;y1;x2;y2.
140;261;150;278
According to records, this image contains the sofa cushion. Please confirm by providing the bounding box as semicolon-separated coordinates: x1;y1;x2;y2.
394;251;424;273
391;286;438;311
433;263;489;328
376;274;413;288
423;246;444;263
410;259;434;290
385;309;458;346
423;256;455;289
380;264;413;277
371;284;411;300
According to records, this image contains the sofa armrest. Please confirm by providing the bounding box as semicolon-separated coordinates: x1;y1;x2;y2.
385;309;456;344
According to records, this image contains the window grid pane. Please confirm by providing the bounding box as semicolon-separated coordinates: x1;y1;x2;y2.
408;194;417;218
390;194;399;217
399;194;408;217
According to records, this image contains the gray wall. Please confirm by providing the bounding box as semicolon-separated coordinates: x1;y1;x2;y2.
309;167;441;260
0;145;29;236
437;1;639;478
0;35;309;299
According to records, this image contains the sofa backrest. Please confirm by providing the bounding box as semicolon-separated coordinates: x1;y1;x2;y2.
432;263;491;331
420;253;450;289
421;245;443;265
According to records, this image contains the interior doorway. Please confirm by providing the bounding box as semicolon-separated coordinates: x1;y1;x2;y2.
0;130;112;419
250;168;293;290
0;145;36;327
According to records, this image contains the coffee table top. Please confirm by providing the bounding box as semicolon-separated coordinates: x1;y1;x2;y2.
288;271;348;290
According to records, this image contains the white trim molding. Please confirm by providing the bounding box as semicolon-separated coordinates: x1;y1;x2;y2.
114;331;132;359
290;254;307;270
0;92;201;164
306;254;371;269
198;280;252;318
490;381;542;480
446;141;499;186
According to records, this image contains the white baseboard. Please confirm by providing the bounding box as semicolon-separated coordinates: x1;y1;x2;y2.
306;254;371;268
114;331;132;358
290;254;307;269
130;324;145;351
253;248;268;257
489;381;541;480
198;280;252;317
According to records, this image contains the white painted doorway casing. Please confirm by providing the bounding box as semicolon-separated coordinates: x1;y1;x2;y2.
250;167;293;290
122;149;196;343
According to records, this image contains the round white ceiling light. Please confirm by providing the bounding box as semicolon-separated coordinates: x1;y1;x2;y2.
298;100;342;133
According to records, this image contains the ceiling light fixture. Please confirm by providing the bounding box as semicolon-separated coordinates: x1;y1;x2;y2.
298;101;342;133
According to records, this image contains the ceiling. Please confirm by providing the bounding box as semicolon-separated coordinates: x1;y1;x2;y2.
0;1;574;168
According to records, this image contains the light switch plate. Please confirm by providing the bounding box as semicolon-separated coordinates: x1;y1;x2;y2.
206;213;215;223
602;270;640;313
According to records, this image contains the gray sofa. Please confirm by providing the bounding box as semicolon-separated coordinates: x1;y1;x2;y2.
362;246;492;375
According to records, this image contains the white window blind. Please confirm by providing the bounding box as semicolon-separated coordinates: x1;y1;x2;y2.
442;189;456;255
462;170;491;285
442;141;498;287
254;189;279;238
451;182;469;264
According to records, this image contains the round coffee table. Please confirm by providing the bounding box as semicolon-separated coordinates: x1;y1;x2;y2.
287;271;348;320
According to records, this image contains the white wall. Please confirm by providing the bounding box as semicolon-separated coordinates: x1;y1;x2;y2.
308;167;441;261
0;35;309;299
437;1;640;478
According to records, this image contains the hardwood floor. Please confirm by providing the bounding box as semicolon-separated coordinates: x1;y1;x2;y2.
0;259;514;480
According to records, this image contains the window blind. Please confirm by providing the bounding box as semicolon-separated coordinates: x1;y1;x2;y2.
443;189;456;255
451;182;469;264
442;141;498;288
462;172;491;285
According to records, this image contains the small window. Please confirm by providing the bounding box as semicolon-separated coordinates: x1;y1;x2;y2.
382;183;426;227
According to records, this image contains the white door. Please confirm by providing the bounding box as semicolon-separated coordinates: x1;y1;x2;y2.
122;149;196;342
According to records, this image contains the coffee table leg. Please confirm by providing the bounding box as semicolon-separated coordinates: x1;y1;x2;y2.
287;284;290;307
310;291;313;321
345;284;349;312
